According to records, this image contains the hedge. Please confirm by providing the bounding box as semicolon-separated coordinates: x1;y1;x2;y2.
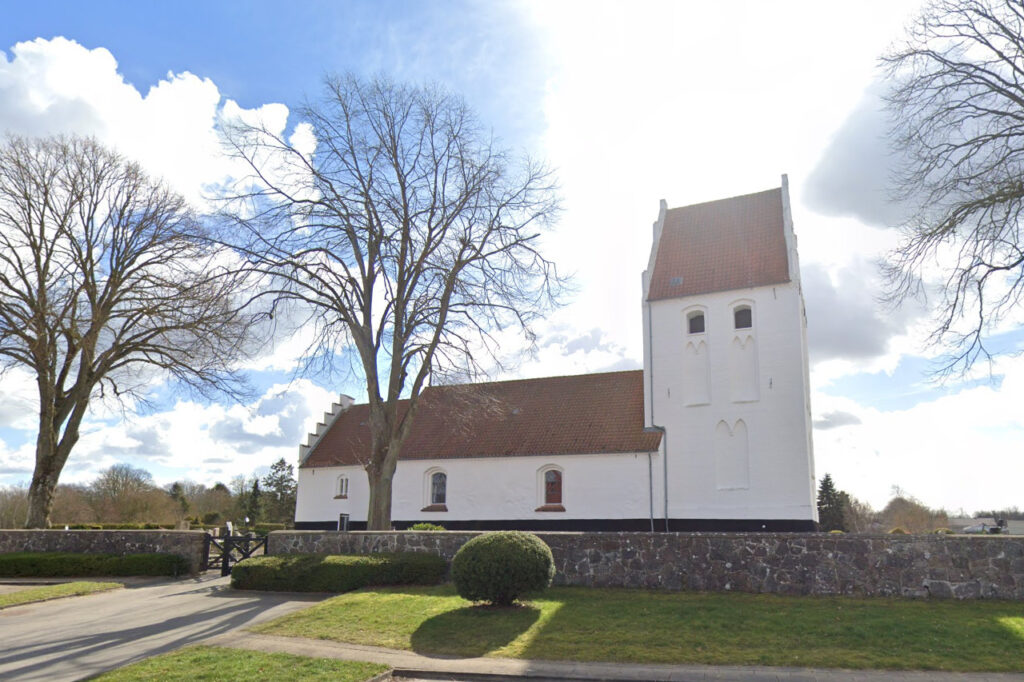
55;523;177;530
0;552;189;577
231;552;446;592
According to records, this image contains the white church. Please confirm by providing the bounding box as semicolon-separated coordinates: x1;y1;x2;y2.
294;177;818;531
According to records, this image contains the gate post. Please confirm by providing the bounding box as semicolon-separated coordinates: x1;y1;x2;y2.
221;536;232;577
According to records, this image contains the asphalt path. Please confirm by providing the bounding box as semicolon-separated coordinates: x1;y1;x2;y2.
0;573;325;681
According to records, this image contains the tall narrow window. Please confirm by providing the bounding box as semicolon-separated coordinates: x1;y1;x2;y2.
431;472;447;505
545;470;562;504
422;469;448;512
536;466;565;511
335;476;349;499
687;311;705;334
734;305;752;329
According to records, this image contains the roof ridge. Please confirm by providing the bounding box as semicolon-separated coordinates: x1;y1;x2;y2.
336;369;644;409
428;368;641;391
665;186;780;214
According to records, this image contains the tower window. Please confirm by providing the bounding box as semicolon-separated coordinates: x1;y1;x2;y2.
734;306;752;329
687;311;705;334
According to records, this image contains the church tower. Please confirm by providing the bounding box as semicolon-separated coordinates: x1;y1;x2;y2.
641;176;817;530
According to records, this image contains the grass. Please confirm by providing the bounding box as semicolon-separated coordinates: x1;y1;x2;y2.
252;584;1024;672
93;646;388;681
0;581;121;609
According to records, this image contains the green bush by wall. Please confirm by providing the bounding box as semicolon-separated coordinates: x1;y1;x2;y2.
231;552;446;592
0;552;188;576
451;531;554;606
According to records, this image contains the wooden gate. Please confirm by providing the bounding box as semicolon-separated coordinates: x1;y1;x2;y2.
204;534;267;575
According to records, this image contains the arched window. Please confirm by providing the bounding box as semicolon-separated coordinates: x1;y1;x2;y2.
536;466;565;511
335;475;349;499
422;468;448;512
545;469;562;504
431;472;447;505
734;305;752;329
687;310;705;334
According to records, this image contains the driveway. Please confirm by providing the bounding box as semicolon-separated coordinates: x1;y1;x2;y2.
0;573;325;681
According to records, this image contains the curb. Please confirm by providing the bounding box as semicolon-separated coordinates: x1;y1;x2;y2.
393;670;639;682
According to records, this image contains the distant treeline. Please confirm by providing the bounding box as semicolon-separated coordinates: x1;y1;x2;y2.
974;507;1024;520
0;458;296;529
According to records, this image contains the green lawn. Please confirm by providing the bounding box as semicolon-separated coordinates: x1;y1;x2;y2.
0;581;121;609
252;585;1024;672
93;646;388;681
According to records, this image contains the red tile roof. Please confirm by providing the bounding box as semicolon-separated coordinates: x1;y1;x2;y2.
301;370;661;468
647;187;790;301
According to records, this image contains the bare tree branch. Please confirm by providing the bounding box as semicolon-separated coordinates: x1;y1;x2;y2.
883;0;1024;378
218;75;565;529
0;135;254;527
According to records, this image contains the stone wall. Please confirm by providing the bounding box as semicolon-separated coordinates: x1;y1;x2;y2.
268;530;1024;600
0;530;209;575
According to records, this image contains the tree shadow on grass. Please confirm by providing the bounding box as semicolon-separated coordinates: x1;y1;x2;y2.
410;603;541;658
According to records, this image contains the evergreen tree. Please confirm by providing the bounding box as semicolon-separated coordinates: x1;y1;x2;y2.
817;474;846;531
244;479;261;526
261;458;297;524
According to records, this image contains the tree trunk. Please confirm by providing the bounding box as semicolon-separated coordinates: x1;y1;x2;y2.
24;393;84;528
366;454;397;531
25;429;60;528
25;474;57;528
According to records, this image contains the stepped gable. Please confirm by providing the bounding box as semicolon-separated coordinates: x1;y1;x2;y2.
647;187;790;301
300;370;661;467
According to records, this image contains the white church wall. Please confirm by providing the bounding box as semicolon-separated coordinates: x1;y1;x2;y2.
296;451;660;526
644;281;816;521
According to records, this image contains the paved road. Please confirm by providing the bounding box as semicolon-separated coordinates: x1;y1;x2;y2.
0;573;324;681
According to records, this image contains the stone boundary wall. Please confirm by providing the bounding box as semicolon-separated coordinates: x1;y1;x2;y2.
268;530;1024;600
0;530;208;575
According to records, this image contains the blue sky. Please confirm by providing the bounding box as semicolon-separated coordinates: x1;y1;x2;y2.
0;1;1022;514
0;1;547;146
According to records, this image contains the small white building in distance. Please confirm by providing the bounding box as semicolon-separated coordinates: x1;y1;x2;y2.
295;177;818;531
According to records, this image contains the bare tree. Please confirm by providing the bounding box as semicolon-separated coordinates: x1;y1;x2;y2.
883;0;1024;376
221;75;562;529
0;135;250;528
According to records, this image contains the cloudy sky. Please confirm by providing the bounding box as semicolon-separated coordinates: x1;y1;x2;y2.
0;0;1021;515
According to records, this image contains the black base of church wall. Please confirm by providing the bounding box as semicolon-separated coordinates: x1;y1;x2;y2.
294;518;818;532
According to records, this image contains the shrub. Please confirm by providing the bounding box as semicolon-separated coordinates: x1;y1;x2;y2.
889;527;908;535
0;552;188;577
828;529;844;534
934;527;954;534
451;531;554;606
408;522;445;531
231;552;446;592
252;523;287;535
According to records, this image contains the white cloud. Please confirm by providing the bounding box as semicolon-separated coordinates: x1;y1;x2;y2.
0;367;36;430
41;379;338;487
814;353;1024;514
0;37;291;208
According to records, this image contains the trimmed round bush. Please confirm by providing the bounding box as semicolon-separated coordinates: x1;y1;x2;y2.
889;527;908;535
934;527;954;535
451;531;554;606
408;522;445;531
